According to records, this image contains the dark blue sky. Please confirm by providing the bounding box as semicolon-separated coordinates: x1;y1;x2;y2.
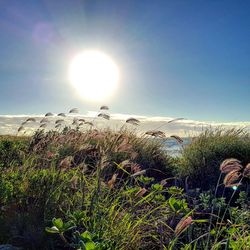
0;0;249;121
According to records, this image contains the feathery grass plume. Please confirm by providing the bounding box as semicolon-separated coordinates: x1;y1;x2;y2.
17;126;25;132
39;123;47;128
98;113;110;120
55;124;62;129
116;138;133;152
59;156;73;170
57;113;66;117
243;163;250;177
45;112;53;116
220;158;243;174
69;108;79;113
130;163;141;173
168;117;184;123
21;121;27;126
126;118;140;126
78;122;84;126
170;135;184;144
107;173;118;189
40;117;49;123
145;130;155;136
100;105;109;110
153;130;166;138
46;151;56;159
223;169;242;187
135;187;147;197
119;159;131;169
55;119;64;124
145;130;165;138
131;170;146;177
79;118;85;122
175;216;193;236
130;151;138;160
160;179;168;186
26;117;36;122
84;121;93;126
70;176;78;191
72;120;78;126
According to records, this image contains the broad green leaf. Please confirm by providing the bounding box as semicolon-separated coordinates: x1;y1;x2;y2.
81;231;92;241
45;226;60;234
52;218;63;229
85;241;96;250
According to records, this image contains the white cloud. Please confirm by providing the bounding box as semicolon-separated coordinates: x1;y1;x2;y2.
0;113;249;137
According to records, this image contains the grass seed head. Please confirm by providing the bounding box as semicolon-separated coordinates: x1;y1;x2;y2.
243;163;250;177
220;158;243;174
223;169;242;187
126;118;140;126
175;216;193;236
100;105;109;110
69;108;79;113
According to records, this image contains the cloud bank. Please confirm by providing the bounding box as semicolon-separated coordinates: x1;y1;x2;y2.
0;112;250;137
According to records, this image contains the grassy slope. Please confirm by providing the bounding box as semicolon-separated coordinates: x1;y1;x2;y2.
0;128;249;249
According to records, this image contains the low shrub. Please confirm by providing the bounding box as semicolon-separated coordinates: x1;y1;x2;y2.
177;128;250;190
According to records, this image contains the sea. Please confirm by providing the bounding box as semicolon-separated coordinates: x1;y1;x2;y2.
161;138;191;157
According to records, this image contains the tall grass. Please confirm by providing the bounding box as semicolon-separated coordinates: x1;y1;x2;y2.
0;125;249;249
177;128;250;190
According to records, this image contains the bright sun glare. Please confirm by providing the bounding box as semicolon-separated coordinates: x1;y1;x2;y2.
69;50;119;101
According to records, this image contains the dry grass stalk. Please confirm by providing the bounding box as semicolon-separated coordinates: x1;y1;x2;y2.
175;216;193;236
135;187;147;197
223;169;242;187
220;158;243;174
107;173;118;189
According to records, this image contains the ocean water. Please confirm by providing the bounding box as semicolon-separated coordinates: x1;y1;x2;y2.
161;138;191;157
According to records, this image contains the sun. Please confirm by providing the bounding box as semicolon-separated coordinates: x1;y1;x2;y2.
68;50;119;101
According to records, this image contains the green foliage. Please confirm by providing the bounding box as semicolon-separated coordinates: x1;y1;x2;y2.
0;129;250;249
177;128;250;190
0;137;27;168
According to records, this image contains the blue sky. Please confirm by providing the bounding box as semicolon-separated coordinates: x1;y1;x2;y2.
0;0;249;122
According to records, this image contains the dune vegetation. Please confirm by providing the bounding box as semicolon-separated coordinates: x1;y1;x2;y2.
0;111;249;249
